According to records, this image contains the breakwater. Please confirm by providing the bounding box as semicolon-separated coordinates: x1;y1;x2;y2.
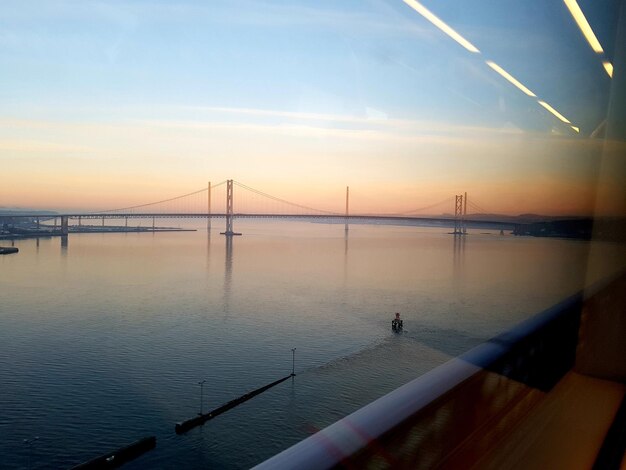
69;436;156;469
175;374;294;434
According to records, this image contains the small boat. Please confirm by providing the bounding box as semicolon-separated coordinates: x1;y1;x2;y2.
392;312;403;333
0;247;19;255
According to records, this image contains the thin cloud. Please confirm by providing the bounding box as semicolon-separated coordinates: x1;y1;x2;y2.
0;114;556;152
2;1;428;40
177;106;528;136
0;140;93;153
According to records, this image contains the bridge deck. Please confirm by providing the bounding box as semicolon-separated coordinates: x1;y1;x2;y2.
1;213;517;228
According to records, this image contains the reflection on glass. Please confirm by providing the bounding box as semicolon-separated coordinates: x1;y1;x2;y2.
485;61;536;97
563;0;605;53
403;0;480;53
0;1;623;468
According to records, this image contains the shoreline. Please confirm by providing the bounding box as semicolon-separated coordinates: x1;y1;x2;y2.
0;227;196;240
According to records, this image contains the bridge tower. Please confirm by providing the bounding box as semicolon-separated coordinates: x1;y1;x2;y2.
221;179;241;236
463;191;468;234
453;195;464;235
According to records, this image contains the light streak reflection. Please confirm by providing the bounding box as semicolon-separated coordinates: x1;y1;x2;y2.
538;101;572;124
563;0;604;53
485;61;536;97
402;0;480;53
403;0;581;133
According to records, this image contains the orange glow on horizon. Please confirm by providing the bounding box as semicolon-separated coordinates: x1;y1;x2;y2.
4;177;605;217
1;116;620;217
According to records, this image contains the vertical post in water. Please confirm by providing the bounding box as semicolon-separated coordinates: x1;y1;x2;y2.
36;217;40;229
291;348;297;376
152;217;155;231
463;191;467;234
102;216;105;227
125;217;128;228
345;186;349;233
207;181;211;232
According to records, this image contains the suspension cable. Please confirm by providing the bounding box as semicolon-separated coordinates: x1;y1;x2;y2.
96;180;227;213
395;196;455;215
233;181;342;215
467;200;490;214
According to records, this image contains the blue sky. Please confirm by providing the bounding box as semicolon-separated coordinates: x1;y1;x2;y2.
0;0;621;214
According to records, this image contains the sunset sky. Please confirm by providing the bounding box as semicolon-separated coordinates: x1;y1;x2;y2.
0;0;621;215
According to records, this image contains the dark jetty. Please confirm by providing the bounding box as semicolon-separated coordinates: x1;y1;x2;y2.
69;436;156;469
175;374;294;434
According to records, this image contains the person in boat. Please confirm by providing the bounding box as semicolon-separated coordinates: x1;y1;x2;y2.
392;312;403;332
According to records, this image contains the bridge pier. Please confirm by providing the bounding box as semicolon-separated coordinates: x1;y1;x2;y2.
61;216;69;236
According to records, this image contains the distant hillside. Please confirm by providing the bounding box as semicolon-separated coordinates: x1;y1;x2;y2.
0;209;59;216
512;217;626;242
464;213;590;224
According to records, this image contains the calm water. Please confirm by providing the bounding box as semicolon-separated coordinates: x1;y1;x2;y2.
1;220;623;469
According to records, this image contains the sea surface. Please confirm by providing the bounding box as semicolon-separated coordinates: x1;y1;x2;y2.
1;220;623;469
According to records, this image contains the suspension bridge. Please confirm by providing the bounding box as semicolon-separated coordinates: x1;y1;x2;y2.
2;180;509;236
